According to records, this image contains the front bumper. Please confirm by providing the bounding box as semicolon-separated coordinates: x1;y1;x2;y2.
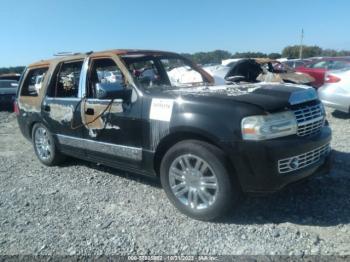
227;126;332;193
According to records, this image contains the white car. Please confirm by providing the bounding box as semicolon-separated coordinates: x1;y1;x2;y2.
167;66;203;86
104;71;123;83
318;68;350;113
202;65;231;85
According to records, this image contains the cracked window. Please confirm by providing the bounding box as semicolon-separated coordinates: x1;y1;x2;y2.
122;54;207;89
87;58;126;98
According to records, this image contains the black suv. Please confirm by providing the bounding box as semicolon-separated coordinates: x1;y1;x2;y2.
0;79;18;109
15;49;332;220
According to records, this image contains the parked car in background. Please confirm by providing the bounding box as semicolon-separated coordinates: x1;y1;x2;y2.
0;73;21;81
202;64;231;84
204;58;314;85
0;80;18;109
318;67;350;113
282;59;312;69
295;57;350;88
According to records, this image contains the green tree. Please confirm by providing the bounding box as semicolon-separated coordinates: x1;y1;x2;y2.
0;66;25;75
231;52;268;58
282;45;322;59
321;49;338;57
268;53;282;59
185;50;232;64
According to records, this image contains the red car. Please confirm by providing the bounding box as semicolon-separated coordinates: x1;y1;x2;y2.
295;57;350;88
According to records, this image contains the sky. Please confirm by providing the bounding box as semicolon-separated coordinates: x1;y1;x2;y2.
1;0;350;67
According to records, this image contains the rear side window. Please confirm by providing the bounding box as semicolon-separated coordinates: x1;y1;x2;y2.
49;61;83;98
21;67;48;96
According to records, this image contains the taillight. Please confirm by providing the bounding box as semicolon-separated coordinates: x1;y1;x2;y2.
325;74;341;83
14;100;20;115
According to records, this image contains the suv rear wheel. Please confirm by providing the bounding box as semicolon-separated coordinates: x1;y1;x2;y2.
160;140;240;221
32;123;65;166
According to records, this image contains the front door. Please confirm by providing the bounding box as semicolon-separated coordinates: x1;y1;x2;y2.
81;57;143;169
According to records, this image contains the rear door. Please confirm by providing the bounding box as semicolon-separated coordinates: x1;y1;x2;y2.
41;59;86;155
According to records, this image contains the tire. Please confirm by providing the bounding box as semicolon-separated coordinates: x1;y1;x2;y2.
32;123;65;166
160;140;240;221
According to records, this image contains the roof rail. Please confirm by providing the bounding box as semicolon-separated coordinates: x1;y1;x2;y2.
53;51;93;56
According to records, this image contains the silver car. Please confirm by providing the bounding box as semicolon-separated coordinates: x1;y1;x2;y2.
318;68;350;113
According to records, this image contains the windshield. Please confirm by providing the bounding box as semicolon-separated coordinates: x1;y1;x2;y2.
121;54;208;90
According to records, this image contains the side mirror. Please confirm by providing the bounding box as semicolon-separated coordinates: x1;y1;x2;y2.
95;82;132;100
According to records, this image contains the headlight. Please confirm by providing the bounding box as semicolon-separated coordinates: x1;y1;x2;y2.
241;111;297;140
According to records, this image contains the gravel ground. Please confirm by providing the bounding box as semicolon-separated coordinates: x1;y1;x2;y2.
0;108;349;256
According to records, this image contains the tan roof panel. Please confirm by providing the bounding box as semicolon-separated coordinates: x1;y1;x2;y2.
28;49;178;67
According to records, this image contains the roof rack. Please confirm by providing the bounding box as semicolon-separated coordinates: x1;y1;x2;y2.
53;51;93;56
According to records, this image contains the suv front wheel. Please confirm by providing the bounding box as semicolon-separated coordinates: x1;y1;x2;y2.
160;140;240;221
32;123;65;166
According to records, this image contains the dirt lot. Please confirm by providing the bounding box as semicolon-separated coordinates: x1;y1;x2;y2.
0;109;349;256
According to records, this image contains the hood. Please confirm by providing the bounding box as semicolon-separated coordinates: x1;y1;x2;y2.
164;83;318;112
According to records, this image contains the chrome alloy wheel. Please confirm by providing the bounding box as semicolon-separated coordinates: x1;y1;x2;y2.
169;154;219;210
34;127;52;161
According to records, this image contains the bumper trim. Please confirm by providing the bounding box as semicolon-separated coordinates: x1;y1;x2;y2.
278;143;330;174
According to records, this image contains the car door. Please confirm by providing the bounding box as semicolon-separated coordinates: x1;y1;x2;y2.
81;57;143;169
41;59;86;156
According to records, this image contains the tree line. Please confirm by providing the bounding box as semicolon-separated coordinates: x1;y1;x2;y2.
1;45;350;74
182;45;350;65
0;66;25;75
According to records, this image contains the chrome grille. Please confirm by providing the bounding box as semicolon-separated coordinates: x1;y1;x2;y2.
278;143;330;174
293;103;324;136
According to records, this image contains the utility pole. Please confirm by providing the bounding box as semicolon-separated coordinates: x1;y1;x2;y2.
299;29;304;59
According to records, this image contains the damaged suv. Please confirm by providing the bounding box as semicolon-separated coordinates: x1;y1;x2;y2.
16;49;332;220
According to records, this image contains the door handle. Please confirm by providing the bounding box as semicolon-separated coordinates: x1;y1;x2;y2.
43;105;50;112
85;108;94;115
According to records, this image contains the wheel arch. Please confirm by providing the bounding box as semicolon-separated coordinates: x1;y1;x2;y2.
153;130;233;177
29;121;40;139
28;119;54;140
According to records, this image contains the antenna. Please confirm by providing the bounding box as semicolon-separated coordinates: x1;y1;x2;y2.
299;29;304;59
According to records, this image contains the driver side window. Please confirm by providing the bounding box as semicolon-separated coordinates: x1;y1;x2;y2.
87;58;125;98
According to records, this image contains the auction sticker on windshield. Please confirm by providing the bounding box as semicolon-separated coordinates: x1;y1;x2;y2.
149;98;174;122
